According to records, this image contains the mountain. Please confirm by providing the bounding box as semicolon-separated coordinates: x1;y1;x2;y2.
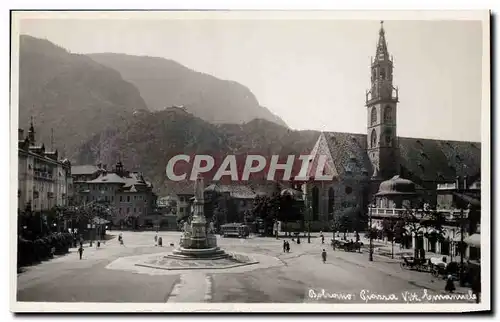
88;53;288;127
76;109;319;195
18;35;148;159
18;36;317;194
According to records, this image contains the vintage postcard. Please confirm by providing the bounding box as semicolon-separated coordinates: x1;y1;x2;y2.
10;10;490;313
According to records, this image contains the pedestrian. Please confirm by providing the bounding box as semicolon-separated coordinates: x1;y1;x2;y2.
154;234;158;246
297;236;301;244
321;249;327;263
471;273;481;303
445;275;456;293
283;240;287;253
78;245;84;260
286;241;291;253
158;237;163;247
321;234;325;244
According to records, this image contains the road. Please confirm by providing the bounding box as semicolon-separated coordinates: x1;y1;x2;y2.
16;231;476;304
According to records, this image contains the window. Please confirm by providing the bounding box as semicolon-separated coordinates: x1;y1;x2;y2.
384;129;392;145
371;129;377;148
380;69;386;79
127;196;130;202
127;208;130;213
312;186;319;221
384;105;392;122
111;196;114;202
370;107;377;125
180;196;184;202
119;208;122;214
120;196;123;202
328;187;335;220
133;208;136;213
345;186;352;195
180;208;184;214
372;69;376;81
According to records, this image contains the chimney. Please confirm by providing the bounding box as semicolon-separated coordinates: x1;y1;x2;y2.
18;129;24;140
463;175;468;190
455;176;460;191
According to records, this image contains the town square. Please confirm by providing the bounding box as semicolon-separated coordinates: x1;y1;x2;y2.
12;11;487;312
17;230;478;304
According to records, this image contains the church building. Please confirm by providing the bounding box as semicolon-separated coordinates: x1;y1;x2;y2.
302;22;481;231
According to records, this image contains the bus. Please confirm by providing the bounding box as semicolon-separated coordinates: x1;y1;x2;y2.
220;223;250;238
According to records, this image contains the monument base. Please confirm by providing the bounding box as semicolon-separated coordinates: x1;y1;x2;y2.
167;246;230;260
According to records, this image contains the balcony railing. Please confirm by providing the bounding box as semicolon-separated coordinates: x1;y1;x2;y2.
34;171;54;181
370;208;405;217
370;207;469;222
437;183;457;190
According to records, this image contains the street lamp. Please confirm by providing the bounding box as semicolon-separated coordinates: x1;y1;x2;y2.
308;206;312;244
369;202;375;262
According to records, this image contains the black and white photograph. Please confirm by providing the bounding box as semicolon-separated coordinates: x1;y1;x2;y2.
9;10;490;313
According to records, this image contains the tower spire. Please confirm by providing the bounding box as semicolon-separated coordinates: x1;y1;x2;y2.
51;128;54;151
376;20;389;62
28;116;35;144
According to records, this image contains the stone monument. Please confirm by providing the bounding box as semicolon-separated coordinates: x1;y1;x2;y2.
167;174;228;259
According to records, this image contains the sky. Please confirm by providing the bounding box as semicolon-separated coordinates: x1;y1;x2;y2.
17;14;484;142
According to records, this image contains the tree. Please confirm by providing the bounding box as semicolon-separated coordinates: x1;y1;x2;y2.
381;218;396;259
398;203;445;259
252;195;274;235
331;213;353;240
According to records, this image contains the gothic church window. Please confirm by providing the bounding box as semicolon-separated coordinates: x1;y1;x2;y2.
380;69;386;79
385;128;392;146
328;187;334;220
384;105;392;122
371;107;377;125
371;129;377;148
312;186;319;221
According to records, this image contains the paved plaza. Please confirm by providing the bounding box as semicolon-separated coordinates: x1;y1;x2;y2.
16;231;476;304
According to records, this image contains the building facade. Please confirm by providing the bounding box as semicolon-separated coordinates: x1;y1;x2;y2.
18;121;73;212
302;22;481;231
369;175;481;261
72;161;157;227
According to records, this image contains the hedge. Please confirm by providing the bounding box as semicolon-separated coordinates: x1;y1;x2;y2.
18;232;74;268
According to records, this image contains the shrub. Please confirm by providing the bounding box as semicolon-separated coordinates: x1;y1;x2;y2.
17;232;74;267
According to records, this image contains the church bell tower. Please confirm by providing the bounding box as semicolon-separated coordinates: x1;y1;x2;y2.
366;21;399;180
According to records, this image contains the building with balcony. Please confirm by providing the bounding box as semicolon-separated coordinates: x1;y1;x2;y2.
72;161;157;228
302;21;481;232
369;175;481;261
18;121;73;212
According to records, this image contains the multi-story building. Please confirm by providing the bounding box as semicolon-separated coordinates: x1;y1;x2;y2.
370;175;481;261
18;121;72;212
71;161;157;228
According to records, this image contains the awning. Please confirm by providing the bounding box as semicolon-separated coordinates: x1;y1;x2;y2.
464;233;481;248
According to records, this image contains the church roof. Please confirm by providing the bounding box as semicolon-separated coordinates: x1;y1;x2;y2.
320;132;480;183
323;132;373;176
